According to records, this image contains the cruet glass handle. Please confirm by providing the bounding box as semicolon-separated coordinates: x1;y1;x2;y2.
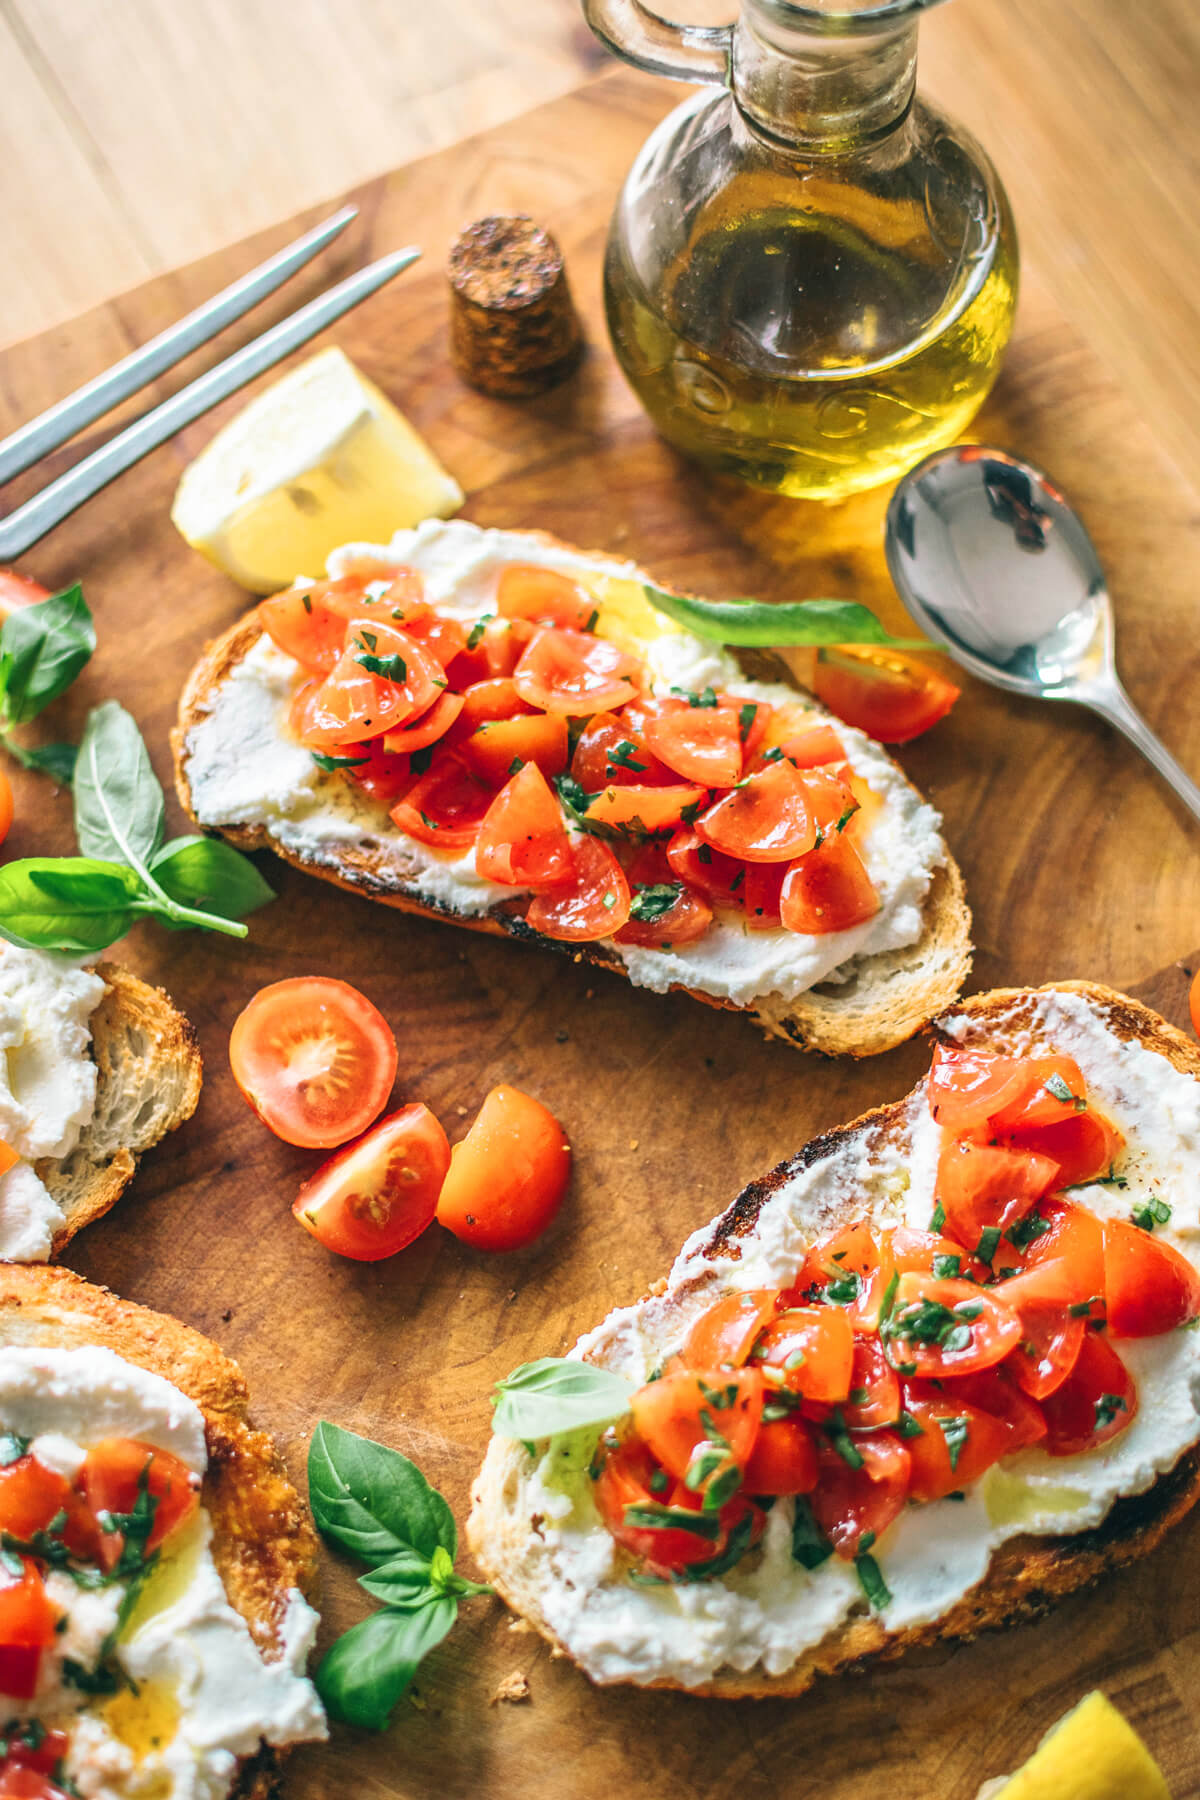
582;0;732;86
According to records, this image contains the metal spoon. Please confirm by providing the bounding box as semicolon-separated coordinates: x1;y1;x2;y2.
885;445;1200;824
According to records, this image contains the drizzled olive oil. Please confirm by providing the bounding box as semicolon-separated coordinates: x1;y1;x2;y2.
605;165;1017;502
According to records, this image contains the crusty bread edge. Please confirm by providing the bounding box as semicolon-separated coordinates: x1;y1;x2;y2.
170;538;972;1057
467;979;1200;1698
35;963;203;1257
0;1264;320;1797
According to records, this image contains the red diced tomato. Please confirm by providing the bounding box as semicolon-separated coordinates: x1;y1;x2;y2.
389;752;495;849
885;1274;1022;1378
1104;1218;1200;1337
343;740;412;806
936;1139;1060;1248
798;1222;896;1333
525;835;631;941
683;1290;780;1372
1039;1330;1137;1456
612;842;713;950
666;828;747;911
592;1438;754;1577
303;621;447;749
380;689;464;755
78;1441;200;1570
842;1335;901;1430
475;763;574;890
0;1560;59;1699
696;760;817;863
450;678;536;740
778;724;845;769
810;1432;910;1560
259;571;428;672
0;1457;70;1541
1005;1109;1125;1190
497;565;597;632
513;627;642;715
570;712;669;790
901;1385;1013;1501
992;1260;1088;1399
743;1418;819;1496
641;699;745;788
294;1104;450;1261
754;1307;855;1405
1023;1198;1106;1297
629;1368;763;1495
584;783;708;836
949;1368;1047;1451
462;712;569;787
779;833;879;935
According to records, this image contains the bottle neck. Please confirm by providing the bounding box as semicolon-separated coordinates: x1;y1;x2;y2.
731;5;919;153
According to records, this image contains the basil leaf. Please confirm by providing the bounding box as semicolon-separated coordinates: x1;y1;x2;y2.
308;1422;456;1568
2;739;78;784
0;586;95;726
644;584;932;651
357;1551;435;1609
150;835;274;923
0;858;139;952
74;700;164;867
315;1596;457;1730
491;1358;635;1442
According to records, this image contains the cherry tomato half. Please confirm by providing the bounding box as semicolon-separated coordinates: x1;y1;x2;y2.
230;977;397;1149
0;570;52;623
1104;1218;1200;1337
525;835;631;941
696;759;817;864
902;1385;1013;1502
630;1368;763;1494
1038;1329;1137;1457
475;763;573;890
497;564;596;632
779;832;879;936
812;647;960;743
513;627;642;716
683;1289;780;1372
810;1432;910;1560
294;1103;450;1261
436;1085;571;1252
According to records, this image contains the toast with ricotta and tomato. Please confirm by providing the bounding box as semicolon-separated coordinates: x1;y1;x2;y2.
0;945;201;1262
468;981;1200;1695
173;519;970;1057
0;1264;326;1798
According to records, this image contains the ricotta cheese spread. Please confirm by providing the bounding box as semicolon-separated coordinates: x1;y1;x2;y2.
0;1345;327;1799
183;518;947;1012
498;992;1200;1687
0;946;106;1262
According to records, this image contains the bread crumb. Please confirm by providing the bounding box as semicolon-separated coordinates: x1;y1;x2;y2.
490;1671;531;1705
507;1617;533;1635
629;1139;639;1150
408;1689;427;1712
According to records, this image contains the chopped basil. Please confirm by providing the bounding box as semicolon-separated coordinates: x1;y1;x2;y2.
354;649;408;682
825;1416;864;1469
0;1432;29;1468
854;1551;891;1610
1065;1165;1128;1191
975;1227;1001;1265
623;1502;722;1541
606;740;647;774
791;1497;833;1570
312;751;369;772
1094;1393;1128;1430
940;1415;970;1471
738;702;757;741
418;811;439;832
508;756;525;776
1044;1072;1076;1104
466;615;492;649
584;608;600;633
672;1509;757;1583
648;1469;669;1495
825;1271;861;1307
931;1253;961;1280
1069;1297;1100;1317
1131;1196;1171;1232
1008;1210;1051;1250
895;1411;924;1439
410;745;434;776
629;882;682;923
929;1202;946;1233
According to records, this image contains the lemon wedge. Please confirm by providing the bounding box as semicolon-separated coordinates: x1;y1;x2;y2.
980;1692;1171;1800
171;346;463;592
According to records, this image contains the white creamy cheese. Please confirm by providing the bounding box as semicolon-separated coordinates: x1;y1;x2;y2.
0;1346;326;1799
503;993;1200;1686
0;946;106;1262
183;518;947;1009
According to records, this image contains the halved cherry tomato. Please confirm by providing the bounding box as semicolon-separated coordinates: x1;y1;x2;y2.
843;1336;901;1430
78;1439;200;1570
525;835;631;941
436;1084;571;1252
901;1385;1013;1501
696;759;817;863
1022;1197;1107;1298
450;678;535;740
342;739;412;806
497;564;596;632
630;1368;763;1494
641;699;745;788
987;1056;1089;1133
666;828;746;910
755;1307;854;1405
1005;1109;1125;1190
592;1437;748;1576
1104;1218;1200;1337
475;763;573;890
885;1274;1022;1378
810;1432;910;1559
613;842;714;950
780;832;879;935
407;612;468;672
950;1368;1047;1451
584;782;708;836
889;1226;976;1277
743;1418;819;1495
381;690;464;755
991;1258;1090;1398
229;977;398;1149
447;618;536;686
936;1139;1060;1248
513;628;642;715
390;751;495;849
0;570;51;623
1039;1329;1137;1456
798;1222;896;1333
742;860;786;931
0;1456;69;1541
0;771;11;849
0;1765;73;1799
812;646;960;743
797;768;859;833
294;1103;450;1261
463;713;569;787
684;1290;779;1372
0;1560;58;1700
927;1046;1045;1134
570;712;668;790
302;622;446;749
259;571;428;672
779;724;845;769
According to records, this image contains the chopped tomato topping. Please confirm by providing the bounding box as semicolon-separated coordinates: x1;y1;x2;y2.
461;711;569;787
436;1085;571;1251
842;1336;900;1430
1038;1330;1137;1456
991;1260;1089;1398
0;1559;58;1700
743;1418;819;1496
78;1439;200;1570
935;1139;1060;1249
497;565;597;632
525;836;631;941
0;1456;70;1541
512;627;641;715
612;843;713;949
592;1437;757;1577
301;622;446;749
629;1369;763;1499
810;1432;910;1560
1104;1218;1200;1337
741;860;787;931
570;712;669;790
584;782;708;836
380;690;464;755
407;611;469;671
665;828;746;911
754;1307;854;1405
797;1222;896;1333
450;677;535;739
950;1368;1047;1451
901;1385;1014;1501
343;740;413;805
640;698;745;788
779;832;879;935
259;571;428;671
812;646;960;743
389;752;495;849
885;1274;1022;1378
683;1290;780;1372
778;724;845;768
696;759;817;863
475;764;574;890
447;617;536;685
1005;1109;1125;1190
1023;1198;1107;1297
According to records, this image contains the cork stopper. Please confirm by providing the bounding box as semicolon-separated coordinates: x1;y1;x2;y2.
448;215;583;399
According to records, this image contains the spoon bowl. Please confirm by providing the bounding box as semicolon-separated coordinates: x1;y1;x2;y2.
885;445;1200;824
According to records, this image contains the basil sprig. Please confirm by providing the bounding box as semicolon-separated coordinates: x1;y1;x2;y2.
308;1424;490;1731
643;584;932;651
0;701;273;951
0;584;95;780
492;1357;636;1442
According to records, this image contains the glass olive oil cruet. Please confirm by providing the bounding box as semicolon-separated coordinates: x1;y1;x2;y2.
586;0;1018;501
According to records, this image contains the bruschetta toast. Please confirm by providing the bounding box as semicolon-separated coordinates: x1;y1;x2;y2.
173;519;971;1057
469;981;1200;1695
0;1264;325;1798
0;946;201;1262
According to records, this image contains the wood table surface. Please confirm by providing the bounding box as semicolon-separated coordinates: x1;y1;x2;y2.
2;47;1200;1800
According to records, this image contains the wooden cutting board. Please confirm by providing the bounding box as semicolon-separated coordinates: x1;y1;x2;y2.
3;64;1200;1800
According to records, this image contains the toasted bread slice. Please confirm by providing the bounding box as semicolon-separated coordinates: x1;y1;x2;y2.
171;525;972;1057
468;981;1200;1696
0;1263;321;1799
34;962;202;1257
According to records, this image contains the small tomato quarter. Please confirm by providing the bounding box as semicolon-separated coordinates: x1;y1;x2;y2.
229;977;397;1148
293;1104;450;1262
436;1085;571;1252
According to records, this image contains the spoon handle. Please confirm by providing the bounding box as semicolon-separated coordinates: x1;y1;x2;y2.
1083;681;1200;825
